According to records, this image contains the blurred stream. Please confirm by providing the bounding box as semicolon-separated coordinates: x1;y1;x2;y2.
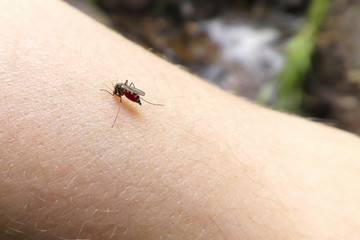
200;18;284;98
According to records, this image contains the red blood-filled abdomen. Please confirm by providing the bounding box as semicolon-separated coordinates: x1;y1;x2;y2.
123;91;140;104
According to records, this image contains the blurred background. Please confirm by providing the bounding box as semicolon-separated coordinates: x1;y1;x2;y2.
66;0;360;135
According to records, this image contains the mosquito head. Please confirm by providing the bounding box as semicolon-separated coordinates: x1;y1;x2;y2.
113;83;124;96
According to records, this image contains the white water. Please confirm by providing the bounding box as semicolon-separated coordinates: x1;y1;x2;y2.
201;19;284;98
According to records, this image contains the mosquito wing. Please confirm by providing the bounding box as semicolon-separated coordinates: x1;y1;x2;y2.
122;84;145;96
132;87;145;96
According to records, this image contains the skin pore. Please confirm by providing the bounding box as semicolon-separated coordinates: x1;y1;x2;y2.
0;0;360;239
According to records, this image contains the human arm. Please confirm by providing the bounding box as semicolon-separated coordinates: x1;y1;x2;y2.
1;0;360;239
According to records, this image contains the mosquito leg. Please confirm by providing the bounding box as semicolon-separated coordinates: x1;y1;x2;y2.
100;83;114;95
111;104;121;128
100;89;114;95
140;97;164;106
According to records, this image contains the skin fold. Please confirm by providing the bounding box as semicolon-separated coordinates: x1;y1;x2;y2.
0;0;360;239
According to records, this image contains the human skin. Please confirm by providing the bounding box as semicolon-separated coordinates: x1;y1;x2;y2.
0;0;360;239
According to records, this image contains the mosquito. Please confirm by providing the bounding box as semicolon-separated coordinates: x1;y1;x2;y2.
101;80;163;127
